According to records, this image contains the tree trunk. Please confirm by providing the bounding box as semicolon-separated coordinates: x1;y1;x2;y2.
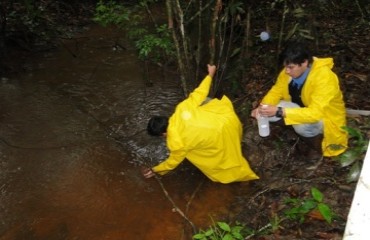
165;0;188;96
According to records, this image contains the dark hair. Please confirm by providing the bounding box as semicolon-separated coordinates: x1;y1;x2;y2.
147;116;169;136
279;41;313;66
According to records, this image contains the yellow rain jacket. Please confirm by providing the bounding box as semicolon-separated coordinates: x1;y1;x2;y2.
261;57;348;157
152;75;259;183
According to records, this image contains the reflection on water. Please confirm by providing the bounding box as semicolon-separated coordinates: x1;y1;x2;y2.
0;26;246;239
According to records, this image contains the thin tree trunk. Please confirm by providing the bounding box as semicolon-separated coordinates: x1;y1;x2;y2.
166;0;188;96
277;0;288;56
174;0;192;85
209;0;222;65
241;6;251;82
216;8;236;93
195;0;203;82
143;2;157;28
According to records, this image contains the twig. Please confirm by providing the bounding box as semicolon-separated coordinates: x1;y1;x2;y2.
354;0;366;22
244;222;272;240
280;137;300;169
247;179;312;207
185;1;214;25
59;38;78;58
153;174;197;233
139;156;197;234
186;178;205;214
245;217;288;239
305;156;324;173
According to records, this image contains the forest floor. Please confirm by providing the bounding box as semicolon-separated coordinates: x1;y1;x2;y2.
233;8;370;240
1;2;369;240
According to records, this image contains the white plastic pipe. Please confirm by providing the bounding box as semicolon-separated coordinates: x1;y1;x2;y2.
343;141;370;240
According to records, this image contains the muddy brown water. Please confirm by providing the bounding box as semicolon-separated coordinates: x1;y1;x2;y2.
0;26;252;240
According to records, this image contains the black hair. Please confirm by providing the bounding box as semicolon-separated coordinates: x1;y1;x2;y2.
279;41;313;66
147;116;169;136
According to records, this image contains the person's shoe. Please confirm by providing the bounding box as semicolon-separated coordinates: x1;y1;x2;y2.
297;134;324;171
306;148;323;162
299;134;323;157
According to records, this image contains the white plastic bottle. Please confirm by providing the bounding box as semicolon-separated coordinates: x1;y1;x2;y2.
257;105;270;137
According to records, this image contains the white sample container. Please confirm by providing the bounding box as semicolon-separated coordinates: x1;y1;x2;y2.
257;113;270;137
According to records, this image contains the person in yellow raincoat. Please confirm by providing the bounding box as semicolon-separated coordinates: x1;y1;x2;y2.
251;41;348;159
142;64;259;183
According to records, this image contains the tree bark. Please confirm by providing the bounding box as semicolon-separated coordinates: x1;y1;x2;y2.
166;0;188;96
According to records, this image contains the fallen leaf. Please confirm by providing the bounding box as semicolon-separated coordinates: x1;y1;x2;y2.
307;209;325;221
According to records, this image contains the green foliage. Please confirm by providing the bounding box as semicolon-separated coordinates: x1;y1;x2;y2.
332;126;368;183
93;1;131;27
226;1;245;15
192;188;334;240
193;221;250;240
284;187;334;224
267;0;323;43
93;0;174;63
269;215;283;232
134;24;174;61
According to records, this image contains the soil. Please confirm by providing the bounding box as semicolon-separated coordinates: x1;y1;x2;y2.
232;7;370;239
1;2;369;240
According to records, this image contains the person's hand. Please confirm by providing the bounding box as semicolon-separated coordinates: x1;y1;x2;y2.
251;108;258;118
207;64;216;78
258;104;279;117
141;167;155;179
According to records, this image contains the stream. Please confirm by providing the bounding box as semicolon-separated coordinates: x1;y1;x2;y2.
0;25;248;240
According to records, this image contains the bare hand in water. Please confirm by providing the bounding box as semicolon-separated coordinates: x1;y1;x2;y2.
141;167;155;179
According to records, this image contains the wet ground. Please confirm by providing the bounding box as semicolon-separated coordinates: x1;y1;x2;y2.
0;26;247;240
2;17;368;239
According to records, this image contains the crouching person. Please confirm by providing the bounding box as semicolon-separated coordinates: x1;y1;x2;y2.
251;41;348;161
142;64;259;183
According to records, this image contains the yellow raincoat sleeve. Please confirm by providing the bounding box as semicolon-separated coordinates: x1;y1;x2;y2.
261;70;290;106
187;75;212;106
152;149;187;175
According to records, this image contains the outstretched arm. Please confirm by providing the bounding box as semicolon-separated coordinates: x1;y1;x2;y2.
187;64;217;106
142;149;187;179
207;64;216;78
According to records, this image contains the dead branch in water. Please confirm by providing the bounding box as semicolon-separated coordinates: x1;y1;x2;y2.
138;156;198;234
153;174;197;234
